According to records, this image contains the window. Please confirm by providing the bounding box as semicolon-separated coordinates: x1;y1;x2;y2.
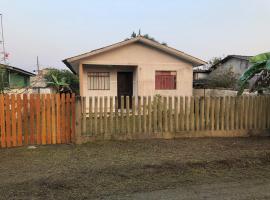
88;72;110;90
155;71;176;90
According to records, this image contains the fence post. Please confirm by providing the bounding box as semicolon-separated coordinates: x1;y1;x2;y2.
75;97;82;144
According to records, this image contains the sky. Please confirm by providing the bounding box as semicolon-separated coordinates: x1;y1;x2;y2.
0;0;270;73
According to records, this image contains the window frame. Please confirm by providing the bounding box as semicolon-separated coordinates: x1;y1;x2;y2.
87;72;110;90
155;70;177;90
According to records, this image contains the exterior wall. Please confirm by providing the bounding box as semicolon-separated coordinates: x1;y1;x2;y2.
213;58;250;77
9;72;30;88
82;65;137;98
193;88;255;96
80;42;193;98
193;72;209;80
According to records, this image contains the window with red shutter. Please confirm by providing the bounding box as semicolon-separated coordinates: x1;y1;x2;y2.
155;71;176;90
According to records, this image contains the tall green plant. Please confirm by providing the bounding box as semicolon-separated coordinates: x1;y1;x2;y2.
44;68;79;94
237;52;270;95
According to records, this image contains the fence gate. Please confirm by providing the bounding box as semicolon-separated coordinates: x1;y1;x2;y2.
0;93;75;148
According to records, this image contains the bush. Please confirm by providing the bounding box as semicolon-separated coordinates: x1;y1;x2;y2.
206;66;238;89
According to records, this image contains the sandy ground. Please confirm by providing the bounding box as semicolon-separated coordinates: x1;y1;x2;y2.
0;137;270;199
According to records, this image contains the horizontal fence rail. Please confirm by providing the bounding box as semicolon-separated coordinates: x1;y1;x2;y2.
0;93;75;148
78;95;270;140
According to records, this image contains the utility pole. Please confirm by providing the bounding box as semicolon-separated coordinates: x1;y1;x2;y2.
36;56;40;74
36;56;40;94
0;14;6;64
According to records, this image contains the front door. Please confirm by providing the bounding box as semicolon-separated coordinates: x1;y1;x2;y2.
117;72;133;108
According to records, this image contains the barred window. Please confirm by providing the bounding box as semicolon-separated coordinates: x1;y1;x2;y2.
155;71;176;90
88;72;110;90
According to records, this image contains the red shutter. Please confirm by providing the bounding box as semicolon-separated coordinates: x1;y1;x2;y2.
155;71;176;90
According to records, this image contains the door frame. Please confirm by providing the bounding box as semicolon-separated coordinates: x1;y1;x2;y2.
117;71;133;108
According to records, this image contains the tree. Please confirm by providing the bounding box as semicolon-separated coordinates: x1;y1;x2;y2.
208;57;223;67
237;52;270;95
206;66;238;89
129;31;167;45
0;64;8;93
44;68;79;94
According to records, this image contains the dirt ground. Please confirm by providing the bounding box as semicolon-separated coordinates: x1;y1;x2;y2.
1;137;270;199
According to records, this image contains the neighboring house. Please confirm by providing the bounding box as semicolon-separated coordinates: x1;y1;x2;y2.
30;69;56;93
210;55;251;77
193;67;211;88
63;36;206;104
0;64;34;88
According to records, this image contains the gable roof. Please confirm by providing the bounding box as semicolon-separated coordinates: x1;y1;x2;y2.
211;55;252;70
63;36;206;74
0;64;35;76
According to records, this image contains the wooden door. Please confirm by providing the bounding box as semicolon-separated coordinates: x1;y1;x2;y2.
117;72;133;108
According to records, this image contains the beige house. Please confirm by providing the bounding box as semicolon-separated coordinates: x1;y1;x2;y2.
63;36;206;101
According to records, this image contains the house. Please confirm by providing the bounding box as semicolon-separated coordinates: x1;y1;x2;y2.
193;67;211;88
0;64;34;89
30;69;55;94
210;55;251;77
63;36;206;103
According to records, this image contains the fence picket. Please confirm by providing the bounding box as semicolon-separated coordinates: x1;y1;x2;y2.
109;97;113;137
17;95;22;146
148;96;152;134
195;97;199;130
126;96;130;136
0;95;5;148
220;97;225;130
66;93;70;143
153;96;157;133
157;96;162;132
225;96;229;130
99;97;104;137
189;96;194;131
163;96;168;132
200;97;205;130
215;97;220;130
114;97;118;136
120;96;124;134
205;97;210;130
179;97;184;131
174;96;178;132
132;96;136;134
168;96;173;133
51;94;56;144
185;96;189;131
94;97;98;136
137;96;142;133
71;94;76;143
82;97;86;135
61;93;66;143
41;94;46;145
29;94;35;144
5;95;11;147
142;96;146;133
35;94;41;144
104;96;108;138
56;94;61;143
46;94;51;144
11;94;17;146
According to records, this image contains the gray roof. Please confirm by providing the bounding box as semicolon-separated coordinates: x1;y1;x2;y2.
211;55;252;69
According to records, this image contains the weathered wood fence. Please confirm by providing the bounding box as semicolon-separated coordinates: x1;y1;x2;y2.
0;93;75;148
77;95;270;142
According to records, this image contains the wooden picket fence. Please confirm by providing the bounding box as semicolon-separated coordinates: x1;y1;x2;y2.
78;95;270;140
0;93;75;148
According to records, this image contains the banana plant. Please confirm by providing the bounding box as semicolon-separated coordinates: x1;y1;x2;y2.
47;74;72;93
237;52;270;95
